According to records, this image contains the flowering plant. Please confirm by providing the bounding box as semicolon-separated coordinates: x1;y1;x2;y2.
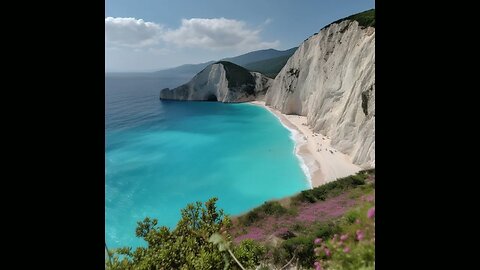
312;202;375;270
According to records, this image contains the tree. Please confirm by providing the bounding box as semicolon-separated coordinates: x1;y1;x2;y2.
107;198;233;269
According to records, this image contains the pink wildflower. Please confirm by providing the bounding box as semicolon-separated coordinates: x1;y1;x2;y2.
314;261;323;270
356;229;364;240
343;246;350;253
367;207;375;219
314;238;323;245
340;234;348;241
324;248;331;257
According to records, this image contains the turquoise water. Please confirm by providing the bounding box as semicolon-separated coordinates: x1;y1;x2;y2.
106;75;309;248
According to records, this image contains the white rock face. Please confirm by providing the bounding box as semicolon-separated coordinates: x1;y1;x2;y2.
160;62;272;102
266;20;375;168
251;71;272;101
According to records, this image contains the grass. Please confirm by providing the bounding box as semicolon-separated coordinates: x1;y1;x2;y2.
293;171;369;204
230;169;375;268
239;201;289;226
273;221;343;267
268;193;374;268
234;170;374;228
320;202;375;270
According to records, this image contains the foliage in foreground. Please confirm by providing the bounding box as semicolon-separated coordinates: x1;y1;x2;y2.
106;198;265;270
312;202;375;270
106;170;375;269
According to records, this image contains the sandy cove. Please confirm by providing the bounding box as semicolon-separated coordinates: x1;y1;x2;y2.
250;101;360;188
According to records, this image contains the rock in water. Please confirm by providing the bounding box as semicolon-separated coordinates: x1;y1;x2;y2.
159;61;272;102
266;18;375;168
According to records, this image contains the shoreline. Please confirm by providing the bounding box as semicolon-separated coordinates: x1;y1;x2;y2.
249;101;361;188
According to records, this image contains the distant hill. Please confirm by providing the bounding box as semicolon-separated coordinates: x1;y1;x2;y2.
153;61;215;78
148;47;297;80
243;54;293;78
222;48;297;66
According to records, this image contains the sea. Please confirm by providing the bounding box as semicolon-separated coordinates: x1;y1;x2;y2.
105;73;309;248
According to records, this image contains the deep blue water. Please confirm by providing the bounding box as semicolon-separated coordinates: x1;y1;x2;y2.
105;74;309;248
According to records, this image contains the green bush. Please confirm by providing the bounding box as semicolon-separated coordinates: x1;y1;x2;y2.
242;210;260;226
232;239;266;269
345;211;359;225
281;235;316;267
260;201;287;216
327;242;375;270
314;222;341;240
106;198;233;270
272;247;290;266
313;201;375;270
239;201;288;226
295;172;367;203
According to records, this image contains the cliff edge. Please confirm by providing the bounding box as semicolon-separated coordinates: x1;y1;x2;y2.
266;11;375;168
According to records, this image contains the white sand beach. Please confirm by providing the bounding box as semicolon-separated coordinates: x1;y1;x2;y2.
250;101;361;188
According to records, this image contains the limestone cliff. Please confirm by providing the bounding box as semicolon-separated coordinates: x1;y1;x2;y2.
160;61;272;102
265;19;375;168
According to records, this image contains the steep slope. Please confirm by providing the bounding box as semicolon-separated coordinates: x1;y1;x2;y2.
160;61;272;102
266;14;375;168
222;48;297;66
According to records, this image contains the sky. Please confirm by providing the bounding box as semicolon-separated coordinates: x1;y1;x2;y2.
105;0;375;72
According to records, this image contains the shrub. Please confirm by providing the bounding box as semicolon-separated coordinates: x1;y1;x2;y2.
241;210;260;226
313;201;375;270
291;222;305;232
281;235;316;267
327;241;375;270
314;222;341;239
232;239;266;269
106;198;233;270
239;201;288;226
260;201;287;216
294;172;367;203
345;211;359;225
272;247;290;266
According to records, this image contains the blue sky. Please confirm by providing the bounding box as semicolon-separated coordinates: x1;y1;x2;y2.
105;0;374;72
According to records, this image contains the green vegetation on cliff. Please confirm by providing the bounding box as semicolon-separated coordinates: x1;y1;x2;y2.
215;61;256;94
106;170;375;269
324;9;375;29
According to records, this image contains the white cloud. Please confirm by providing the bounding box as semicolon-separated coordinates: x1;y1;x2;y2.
105;17;281;71
105;17;163;48
163;18;279;51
